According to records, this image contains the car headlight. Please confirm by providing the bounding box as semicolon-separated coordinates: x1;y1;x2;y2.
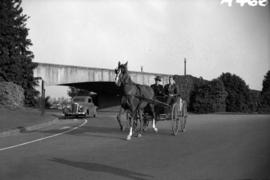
79;105;83;111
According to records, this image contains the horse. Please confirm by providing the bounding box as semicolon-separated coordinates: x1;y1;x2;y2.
114;61;158;140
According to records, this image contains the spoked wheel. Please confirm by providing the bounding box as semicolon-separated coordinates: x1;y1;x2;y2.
179;101;188;133
171;103;180;136
179;116;187;132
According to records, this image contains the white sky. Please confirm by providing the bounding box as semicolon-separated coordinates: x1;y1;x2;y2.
22;0;269;92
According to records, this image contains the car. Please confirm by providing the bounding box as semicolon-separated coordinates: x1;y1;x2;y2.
63;96;97;118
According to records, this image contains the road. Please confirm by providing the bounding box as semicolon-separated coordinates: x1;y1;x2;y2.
0;109;270;180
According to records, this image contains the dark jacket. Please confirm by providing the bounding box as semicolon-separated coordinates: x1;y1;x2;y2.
151;84;164;97
164;83;179;96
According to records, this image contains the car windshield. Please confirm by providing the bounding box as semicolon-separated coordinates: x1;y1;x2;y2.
73;97;85;103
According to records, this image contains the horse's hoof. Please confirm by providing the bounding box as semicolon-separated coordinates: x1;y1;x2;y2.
154;128;158;133
137;133;142;138
126;136;131;141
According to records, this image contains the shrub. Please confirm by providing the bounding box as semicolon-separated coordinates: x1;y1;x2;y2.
0;81;24;109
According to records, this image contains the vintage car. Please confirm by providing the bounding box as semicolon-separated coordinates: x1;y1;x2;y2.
63;96;97;118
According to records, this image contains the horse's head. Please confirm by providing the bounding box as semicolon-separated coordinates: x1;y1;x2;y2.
114;61;129;86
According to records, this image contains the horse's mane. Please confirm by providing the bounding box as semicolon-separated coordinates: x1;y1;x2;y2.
119;65;134;85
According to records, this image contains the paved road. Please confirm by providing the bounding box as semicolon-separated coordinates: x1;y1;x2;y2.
0;110;269;180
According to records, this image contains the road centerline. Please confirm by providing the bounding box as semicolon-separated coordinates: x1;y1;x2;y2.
0;119;88;152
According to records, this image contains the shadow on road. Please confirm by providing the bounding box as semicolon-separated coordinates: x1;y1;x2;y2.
50;158;153;180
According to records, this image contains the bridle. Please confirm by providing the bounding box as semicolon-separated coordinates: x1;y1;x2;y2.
115;68;122;86
114;65;130;87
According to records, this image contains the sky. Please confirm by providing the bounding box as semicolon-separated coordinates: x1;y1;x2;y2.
21;0;269;95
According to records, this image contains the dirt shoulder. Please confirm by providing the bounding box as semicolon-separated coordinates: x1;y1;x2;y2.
0;108;61;132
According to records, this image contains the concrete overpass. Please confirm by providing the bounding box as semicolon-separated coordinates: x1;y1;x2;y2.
33;63;172;108
34;63;171;86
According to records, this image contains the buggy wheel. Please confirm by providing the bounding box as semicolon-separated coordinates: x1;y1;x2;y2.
171;103;180;136
179;101;188;132
180;116;187;132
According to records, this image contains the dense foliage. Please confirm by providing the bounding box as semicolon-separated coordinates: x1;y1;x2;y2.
262;71;270;93
175;72;264;113
218;73;251;112
0;0;38;106
0;81;24;109
173;75;207;110
260;71;270;112
189;79;227;113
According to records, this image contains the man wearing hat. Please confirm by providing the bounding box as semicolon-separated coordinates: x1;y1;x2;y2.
151;76;164;98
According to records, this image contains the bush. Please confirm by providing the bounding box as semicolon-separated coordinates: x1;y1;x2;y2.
173;75;208;110
0;0;38;107
189;79;227;113
219;73;250;112
0;82;24;109
260;70;270;112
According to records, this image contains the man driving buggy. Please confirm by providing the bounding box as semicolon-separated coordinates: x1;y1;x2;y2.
150;76;164;98
150;76;165;116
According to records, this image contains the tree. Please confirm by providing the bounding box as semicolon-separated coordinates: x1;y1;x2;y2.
190;83;213;113
262;71;270;93
260;70;270;112
219;73;250;112
190;79;227;113
248;90;260;112
0;0;38;106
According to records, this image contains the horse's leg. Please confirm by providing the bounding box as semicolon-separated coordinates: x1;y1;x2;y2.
127;111;136;141
132;109;139;132
137;109;143;138
143;118;149;132
150;104;158;133
117;107;124;131
142;105;150;132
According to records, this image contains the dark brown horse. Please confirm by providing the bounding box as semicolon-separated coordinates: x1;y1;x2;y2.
115;62;158;140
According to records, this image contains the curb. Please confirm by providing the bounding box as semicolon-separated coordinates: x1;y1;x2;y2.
0;118;60;138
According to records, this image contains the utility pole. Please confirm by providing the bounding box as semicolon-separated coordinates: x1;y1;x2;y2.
41;79;45;116
184;58;186;76
184;58;187;101
36;77;45;116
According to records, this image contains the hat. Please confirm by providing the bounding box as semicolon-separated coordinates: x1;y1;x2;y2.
169;75;175;80
154;76;161;81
